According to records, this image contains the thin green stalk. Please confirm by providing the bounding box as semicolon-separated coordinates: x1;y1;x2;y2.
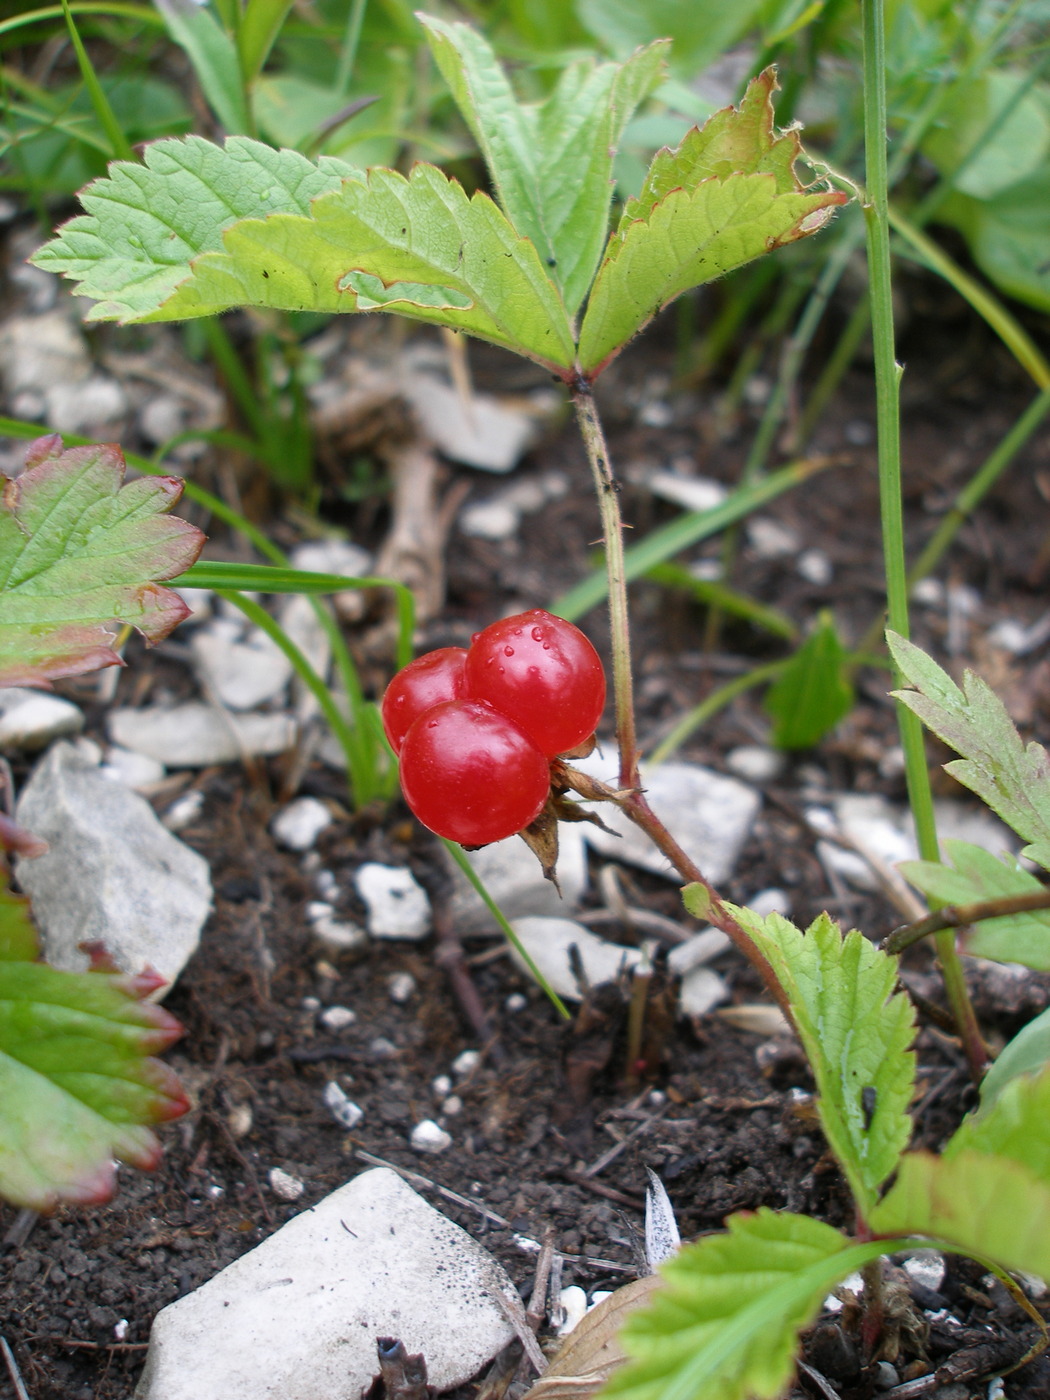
59;0;133;161
200;317;269;442
862;0;987;1081
336;0;369;96
442;841;569;1021
909;387;1050;588
572;384;638;788
217;588;385;807
647;660;787;767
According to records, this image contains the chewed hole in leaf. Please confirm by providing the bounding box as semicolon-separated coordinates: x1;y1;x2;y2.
339;269;474;311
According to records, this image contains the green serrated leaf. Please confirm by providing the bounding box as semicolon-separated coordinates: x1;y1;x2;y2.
899;838;1050;971
602;1210;880;1400
888;631;1050;870
32;134;361;320
0;437;204;688
420;14;666;317
763;612;853;749
979;1008;1050;1108
949;1062;1050;1181
577;71;847;376
727;904;916;1218
0;872;188;1211
870;1149;1050;1280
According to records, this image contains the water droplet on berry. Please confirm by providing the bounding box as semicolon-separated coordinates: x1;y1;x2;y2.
471;632;481;644
542;643;550;650
497;666;505;674
531;626;544;641
503;645;514;657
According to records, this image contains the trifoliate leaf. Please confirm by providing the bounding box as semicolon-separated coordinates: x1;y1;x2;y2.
763;612;854;749
420;14;667;315
948;1062;1050;1182
870;1149;1050;1280
602;1210;881;1400
577;71;846;377
888;631;1050;871
978;1007;1050;1107
32;134;361;320
727;904;916;1219
36;141;577;372
899;838;1050;970
0;873;188;1211
0;436;204;688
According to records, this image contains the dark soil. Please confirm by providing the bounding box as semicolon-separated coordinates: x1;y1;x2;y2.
3;260;1050;1400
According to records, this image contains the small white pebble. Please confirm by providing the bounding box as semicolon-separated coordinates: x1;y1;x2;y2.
205;1183;224;1199
272;797;332;852
100;746;165;789
638;400;674;428
323;1081;364;1130
796;548;833;586
306;901;335;922
911;577;944;607
878;745;906;779
431;1075;453;1098
301;996;321;1013
903;1251;945;1293
725;745;783;784
311;914;368;953
113;1319;129;1342
452;1049;481;1079
747;888;791;919
441;1095;463;1117
388;972;416;1004
227;1104;252;1139
315;869;339;900
269;1168;305;1201
556;1286;588;1336
162;789;204;832
370;1036;397;1059
504;992;528;1013
588;1291;613;1310
648;1089;667;1107
410;1120;452;1154
319;1005;356;1031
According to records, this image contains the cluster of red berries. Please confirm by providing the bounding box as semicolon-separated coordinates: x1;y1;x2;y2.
381;609;606;846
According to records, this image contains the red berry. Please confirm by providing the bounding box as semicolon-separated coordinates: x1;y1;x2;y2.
464;609;605;757
381;646;468;753
398;700;550;845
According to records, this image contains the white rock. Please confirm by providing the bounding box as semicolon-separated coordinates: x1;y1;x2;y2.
109;703;297;766
310;914;368;954
0;310;90;395
451;1050;481;1079
796;548;833;586
441;1095;463;1117
14;742;211;990
269;1168;305;1202
404;374;536;472
910;578;944;607
190;617;293;710
47;374;128;435
505;992;528;1013
278;593;332;709
902;1250;945;1293
666;929;732;975
509;917;642;999
288;540;373;625
446;825;587;933
0;688;83;752
100;746;166;790
137;1168;517;1399
647;471;727;514
747;517;800;558
725;745;783;784
388;972;416;1004
748;887;792;919
323;1082;363;1130
162;789;205;832
556;1286;588;1335
568;754;760;884
410;1119;453;1154
460;500;520;540
319;1005;356;1031
355;863;430;940
677;967;729;1018
306;901;335;922
272;798;332;852
432;1075;453;1098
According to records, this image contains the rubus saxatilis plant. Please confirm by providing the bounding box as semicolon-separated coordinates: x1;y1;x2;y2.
0;435;203;1210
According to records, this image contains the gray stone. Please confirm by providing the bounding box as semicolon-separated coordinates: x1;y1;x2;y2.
447;824;587;933
568;754;760;884
0;688;83;752
404;373;537;472
355;863;430;939
14;742;211;990
190;617;293;710
135;1167;516;1400
109;703;297;766
725;745;783;784
99;746;167;790
271;797;332;852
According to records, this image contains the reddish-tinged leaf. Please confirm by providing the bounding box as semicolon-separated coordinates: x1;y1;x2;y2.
0;436;204;687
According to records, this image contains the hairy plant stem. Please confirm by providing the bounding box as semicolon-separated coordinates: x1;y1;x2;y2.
861;0;988;1082
570;383;793;1025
